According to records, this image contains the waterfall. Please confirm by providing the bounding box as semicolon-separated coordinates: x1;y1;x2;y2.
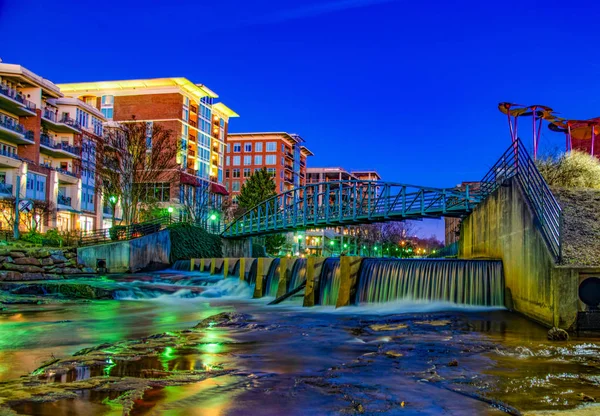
247;259;258;285
264;258;281;297
230;260;240;277
171;260;190;271
356;259;504;306
287;258;307;292
317;258;341;306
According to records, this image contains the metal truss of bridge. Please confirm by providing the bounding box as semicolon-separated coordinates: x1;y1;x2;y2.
222;181;480;238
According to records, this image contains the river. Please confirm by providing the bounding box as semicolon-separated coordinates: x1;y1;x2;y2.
0;270;599;415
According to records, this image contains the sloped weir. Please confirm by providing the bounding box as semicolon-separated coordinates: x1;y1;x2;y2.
317;258;341;306
356;258;504;306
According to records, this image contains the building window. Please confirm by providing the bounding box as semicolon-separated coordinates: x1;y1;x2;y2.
255;142;263;152
254;155;262;165
281;143;285;152
225;156;230;166
233;143;241;153
232;181;240;192
225;169;230;178
182;109;189;122
243;168;251;177
233;156;240;166
266;142;276;152
281;157;284;166
244;143;252;152
136;182;171;202
244;155;252;166
266;168;276;177
101;95;114;120
232;168;240;178
266;155;276;165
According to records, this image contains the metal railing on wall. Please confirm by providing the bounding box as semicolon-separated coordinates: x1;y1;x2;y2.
476;139;562;261
79;215;174;246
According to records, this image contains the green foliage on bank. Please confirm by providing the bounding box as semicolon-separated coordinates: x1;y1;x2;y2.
168;222;222;261
537;151;600;189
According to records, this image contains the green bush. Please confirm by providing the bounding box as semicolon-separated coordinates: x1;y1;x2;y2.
537;151;600;189
20;231;42;245
168;223;222;261
109;225;126;241
44;229;62;247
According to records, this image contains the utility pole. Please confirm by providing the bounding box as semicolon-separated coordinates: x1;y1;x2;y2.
13;174;20;240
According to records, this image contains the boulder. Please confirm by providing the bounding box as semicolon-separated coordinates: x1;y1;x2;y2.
0;271;22;281
82;267;96;274
547;327;569;341
0;249;10;256
35;249;51;258
9;251;25;258
65;252;77;259
62;267;82;275
21;272;45;280
41;258;54;266
43;274;62;280
50;254;68;263
68;260;78;267
0;256;14;263
14;257;42;266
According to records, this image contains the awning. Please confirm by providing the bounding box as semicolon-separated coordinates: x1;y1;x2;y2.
211;183;229;196
179;172;201;186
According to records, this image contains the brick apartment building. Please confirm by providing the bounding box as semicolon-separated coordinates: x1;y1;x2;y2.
57;78;238;227
223;132;313;200
302;166;381;256
0;63;111;233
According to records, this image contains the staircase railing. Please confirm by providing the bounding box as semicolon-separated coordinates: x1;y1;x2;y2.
79;215;174;246
476;139;562;261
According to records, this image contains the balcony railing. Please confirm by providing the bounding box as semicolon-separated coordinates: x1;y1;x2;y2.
0;85;36;110
0;183;13;195
0;114;26;135
40;134;81;156
0;147;20;161
59;115;81;130
56;168;78;178
286;151;294;159
57;194;72;206
43;107;58;122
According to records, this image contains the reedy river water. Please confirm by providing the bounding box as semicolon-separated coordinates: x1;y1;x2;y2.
0;269;599;415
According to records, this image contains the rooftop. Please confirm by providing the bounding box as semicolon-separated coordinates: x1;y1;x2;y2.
0;63;62;98
57;77;219;100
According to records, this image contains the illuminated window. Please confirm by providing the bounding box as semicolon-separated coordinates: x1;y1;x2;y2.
266;142;276;152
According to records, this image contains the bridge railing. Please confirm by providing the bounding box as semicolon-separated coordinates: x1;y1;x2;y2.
223;181;479;237
78;215;174;246
476;139;562;261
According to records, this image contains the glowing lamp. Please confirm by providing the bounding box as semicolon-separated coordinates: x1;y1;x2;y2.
167;207;174;213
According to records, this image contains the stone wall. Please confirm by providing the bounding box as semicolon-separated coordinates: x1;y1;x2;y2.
459;178;579;329
77;230;171;273
0;247;93;281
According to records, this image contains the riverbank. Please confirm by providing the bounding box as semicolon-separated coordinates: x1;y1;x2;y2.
1;288;599;415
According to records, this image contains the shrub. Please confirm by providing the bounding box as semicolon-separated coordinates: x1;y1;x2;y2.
168;223;222;261
109;225;126;241
20;231;42;245
43;229;62;247
537;151;600;189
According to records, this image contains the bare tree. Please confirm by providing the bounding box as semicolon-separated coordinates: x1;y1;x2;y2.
0;198;56;233
97;120;180;225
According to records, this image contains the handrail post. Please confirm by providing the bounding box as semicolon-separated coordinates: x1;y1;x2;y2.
465;184;470;211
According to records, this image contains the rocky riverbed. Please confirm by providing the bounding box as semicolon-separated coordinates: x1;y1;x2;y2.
1;302;599;415
0;247;94;281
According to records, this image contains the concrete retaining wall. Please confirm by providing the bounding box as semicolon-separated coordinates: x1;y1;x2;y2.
77;230;171;273
459;178;579;329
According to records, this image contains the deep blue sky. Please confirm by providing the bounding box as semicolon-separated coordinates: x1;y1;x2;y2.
1;0;599;239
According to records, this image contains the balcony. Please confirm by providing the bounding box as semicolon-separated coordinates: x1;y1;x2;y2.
0;84;36;116
0;114;35;145
40;134;81;158
284;164;294;172
0;183;13;196
284;175;293;184
285;151;294;159
300;160;306;168
57;194;72;207
41;108;81;134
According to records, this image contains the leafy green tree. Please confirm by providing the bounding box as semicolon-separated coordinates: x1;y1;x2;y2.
237;168;285;255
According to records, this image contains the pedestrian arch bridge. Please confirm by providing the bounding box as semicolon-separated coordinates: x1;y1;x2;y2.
222;181;480;238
